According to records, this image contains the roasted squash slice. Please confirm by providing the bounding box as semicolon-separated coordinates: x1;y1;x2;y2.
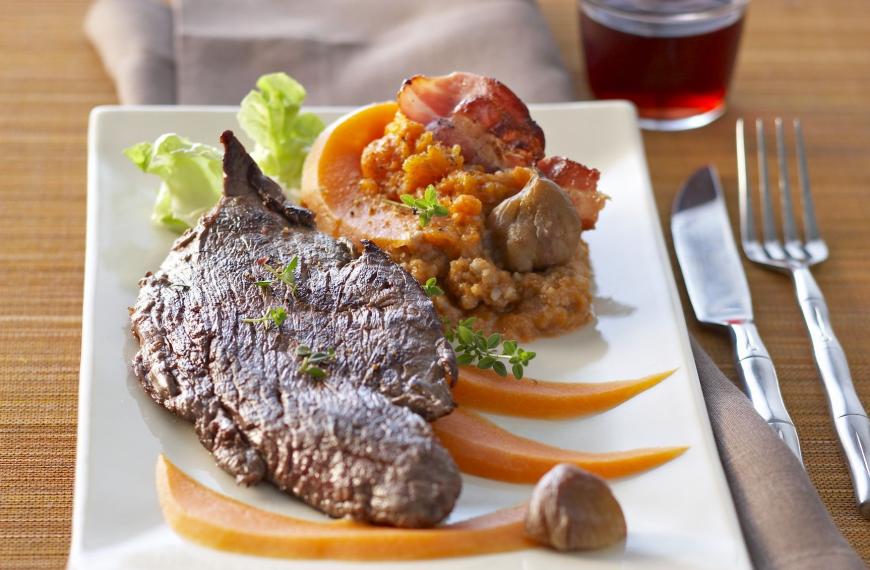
454;367;675;418
300;101;418;247
156;455;531;560
433;409;687;483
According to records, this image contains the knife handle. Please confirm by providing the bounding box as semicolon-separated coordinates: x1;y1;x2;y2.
792;266;870;518
729;322;804;464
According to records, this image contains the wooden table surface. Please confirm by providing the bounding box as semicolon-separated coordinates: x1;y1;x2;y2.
1;0;868;567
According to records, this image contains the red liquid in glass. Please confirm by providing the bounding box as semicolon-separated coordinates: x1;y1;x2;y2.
581;12;744;121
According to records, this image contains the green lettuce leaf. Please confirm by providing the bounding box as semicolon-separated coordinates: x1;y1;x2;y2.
126;73;323;233
124;134;222;232
237;72;325;195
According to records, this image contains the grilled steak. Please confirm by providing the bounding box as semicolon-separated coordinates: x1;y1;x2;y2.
130;131;461;527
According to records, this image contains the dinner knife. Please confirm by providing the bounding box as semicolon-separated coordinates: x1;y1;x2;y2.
671;166;803;463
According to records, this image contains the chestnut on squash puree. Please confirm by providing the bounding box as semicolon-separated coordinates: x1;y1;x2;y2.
301;102;595;340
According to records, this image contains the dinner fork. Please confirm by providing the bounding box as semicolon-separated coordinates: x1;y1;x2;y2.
736;118;870;519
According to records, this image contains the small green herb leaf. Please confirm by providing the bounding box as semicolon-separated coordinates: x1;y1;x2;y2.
456;353;475;365
443;325;455;343
423;277;444;297
389;184;450;228
241;306;287;328
492;361;508;377
512;363;524;379
305;367;327;379
296;345;312;357
446;317;535;379
256;255;300;295
296;344;336;381
457;325;474;346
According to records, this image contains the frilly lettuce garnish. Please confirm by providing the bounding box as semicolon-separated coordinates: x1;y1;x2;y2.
237;72;324;194
125;72;324;233
124;134;223;233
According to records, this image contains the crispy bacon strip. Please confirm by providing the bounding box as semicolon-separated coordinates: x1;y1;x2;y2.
397;72;606;230
537;156;606;230
397;72;545;170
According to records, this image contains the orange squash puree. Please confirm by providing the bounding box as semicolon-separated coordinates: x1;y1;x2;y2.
433;409;687;483
454;367;676;419
301;101;595;341
156;455;533;561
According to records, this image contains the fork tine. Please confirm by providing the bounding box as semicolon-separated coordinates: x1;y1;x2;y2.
736;119;755;248
774;118;803;259
794;119;821;243
755;120;782;251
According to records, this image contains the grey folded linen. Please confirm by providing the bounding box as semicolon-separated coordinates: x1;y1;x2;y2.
85;0;176;105
84;2;865;568
85;0;573;105
692;339;864;569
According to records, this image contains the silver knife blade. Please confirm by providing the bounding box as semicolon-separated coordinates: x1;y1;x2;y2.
672;166;753;326
671;165;804;463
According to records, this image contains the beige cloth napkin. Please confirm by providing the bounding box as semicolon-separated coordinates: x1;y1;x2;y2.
84;1;865;568
691;339;864;569
85;0;175;104
85;0;573;105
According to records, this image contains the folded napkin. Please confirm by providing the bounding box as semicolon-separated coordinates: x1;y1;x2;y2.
692;339;864;569
85;0;574;105
85;0;176;105
84;2;864;568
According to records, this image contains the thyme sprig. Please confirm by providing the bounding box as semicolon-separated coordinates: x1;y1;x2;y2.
296;345;336;380
423;276;444;297
241;306;287;328
386;185;449;228
445;318;536;379
254;255;299;294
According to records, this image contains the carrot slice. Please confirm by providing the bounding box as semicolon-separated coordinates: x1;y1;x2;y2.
156;454;532;560
433;409;687;483
453;367;676;419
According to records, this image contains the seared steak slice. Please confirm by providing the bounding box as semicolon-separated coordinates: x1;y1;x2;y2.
131;131;460;527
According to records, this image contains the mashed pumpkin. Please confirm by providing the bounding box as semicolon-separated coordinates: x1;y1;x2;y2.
355;112;593;341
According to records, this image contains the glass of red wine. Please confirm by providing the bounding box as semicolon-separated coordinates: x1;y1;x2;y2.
579;0;748;131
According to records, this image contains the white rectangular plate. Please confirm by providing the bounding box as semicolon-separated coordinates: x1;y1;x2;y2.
71;103;751;569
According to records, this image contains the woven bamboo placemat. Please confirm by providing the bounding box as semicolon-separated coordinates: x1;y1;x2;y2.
0;0;868;567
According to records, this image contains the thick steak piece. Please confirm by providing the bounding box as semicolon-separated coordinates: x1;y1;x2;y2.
130;131;461;528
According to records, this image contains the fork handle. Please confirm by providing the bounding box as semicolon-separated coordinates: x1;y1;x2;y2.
793;266;870;518
729;322;804;463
